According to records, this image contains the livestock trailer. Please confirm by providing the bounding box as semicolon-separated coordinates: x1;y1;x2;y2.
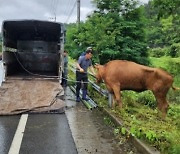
1;20;65;81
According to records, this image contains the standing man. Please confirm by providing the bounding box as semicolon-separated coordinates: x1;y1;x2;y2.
76;49;95;102
61;50;68;87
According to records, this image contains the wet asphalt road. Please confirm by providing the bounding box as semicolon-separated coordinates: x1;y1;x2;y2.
0;114;77;154
0;87;139;154
0;116;20;154
20;114;77;154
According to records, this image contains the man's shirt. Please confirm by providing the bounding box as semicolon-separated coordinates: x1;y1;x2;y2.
77;56;92;72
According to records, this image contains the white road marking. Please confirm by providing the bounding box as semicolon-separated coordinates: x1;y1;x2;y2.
8;114;28;154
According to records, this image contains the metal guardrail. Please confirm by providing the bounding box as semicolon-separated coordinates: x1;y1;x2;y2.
69;85;97;110
88;80;108;98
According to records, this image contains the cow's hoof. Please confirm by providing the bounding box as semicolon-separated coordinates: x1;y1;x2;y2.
119;104;122;108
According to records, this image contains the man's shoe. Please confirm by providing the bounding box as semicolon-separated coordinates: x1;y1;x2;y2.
76;97;80;102
63;84;67;87
82;97;89;101
82;90;89;101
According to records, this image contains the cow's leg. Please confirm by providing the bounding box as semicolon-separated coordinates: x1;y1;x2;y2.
153;91;169;118
112;85;122;108
112;94;116;108
106;83;116;108
151;78;172;118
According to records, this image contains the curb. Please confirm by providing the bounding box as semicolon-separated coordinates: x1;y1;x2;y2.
101;108;160;154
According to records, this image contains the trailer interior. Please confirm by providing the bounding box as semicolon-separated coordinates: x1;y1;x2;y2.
2;20;63;78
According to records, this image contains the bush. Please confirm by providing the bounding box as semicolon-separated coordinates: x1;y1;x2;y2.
99;49;149;65
99;49;118;64
170;43;180;57
68;49;82;60
166;59;180;76
148;47;170;57
150;57;180;75
137;91;156;108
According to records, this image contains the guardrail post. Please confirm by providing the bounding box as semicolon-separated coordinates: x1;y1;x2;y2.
108;93;112;107
3;62;6;82
0;62;3;86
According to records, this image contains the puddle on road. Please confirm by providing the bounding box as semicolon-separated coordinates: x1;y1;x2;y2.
65;87;139;154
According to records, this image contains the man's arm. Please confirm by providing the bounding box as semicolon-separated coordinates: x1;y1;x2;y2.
76;63;84;72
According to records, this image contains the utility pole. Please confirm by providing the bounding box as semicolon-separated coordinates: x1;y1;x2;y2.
77;0;80;28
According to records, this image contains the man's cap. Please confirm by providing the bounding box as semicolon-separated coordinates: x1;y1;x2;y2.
86;47;93;51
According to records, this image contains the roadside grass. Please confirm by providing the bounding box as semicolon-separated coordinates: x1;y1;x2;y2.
149;57;180;87
88;88;180;154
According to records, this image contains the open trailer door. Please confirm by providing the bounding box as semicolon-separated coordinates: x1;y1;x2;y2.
0;20;66;115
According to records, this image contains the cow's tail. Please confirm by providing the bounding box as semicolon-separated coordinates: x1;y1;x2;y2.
172;86;180;91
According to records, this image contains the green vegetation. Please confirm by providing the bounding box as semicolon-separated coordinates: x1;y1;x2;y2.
65;0;180;153
150;57;180;87
106;96;180;154
144;0;180;58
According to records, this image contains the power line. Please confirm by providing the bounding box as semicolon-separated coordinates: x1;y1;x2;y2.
54;0;60;13
53;0;59;21
50;0;59;21
63;0;73;16
50;0;55;16
49;0;78;23
65;0;77;23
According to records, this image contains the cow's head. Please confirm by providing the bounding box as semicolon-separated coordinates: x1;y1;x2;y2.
94;64;104;83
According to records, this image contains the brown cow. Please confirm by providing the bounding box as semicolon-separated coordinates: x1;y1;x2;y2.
95;60;179;117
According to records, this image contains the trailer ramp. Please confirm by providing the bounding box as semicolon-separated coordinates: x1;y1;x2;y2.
0;78;65;115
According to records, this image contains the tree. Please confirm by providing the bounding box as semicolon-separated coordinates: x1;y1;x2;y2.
153;0;180;19
65;0;149;65
143;0;180;56
91;0;148;64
